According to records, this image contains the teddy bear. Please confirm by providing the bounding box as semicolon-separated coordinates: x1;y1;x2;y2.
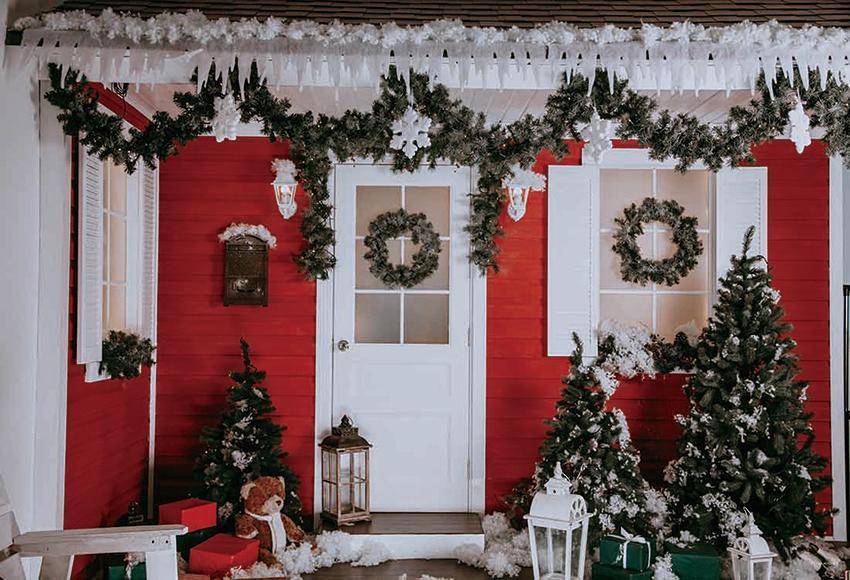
234;476;305;564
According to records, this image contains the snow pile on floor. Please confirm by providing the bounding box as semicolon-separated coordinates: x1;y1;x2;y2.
228;530;391;579
769;536;850;580
455;513;531;578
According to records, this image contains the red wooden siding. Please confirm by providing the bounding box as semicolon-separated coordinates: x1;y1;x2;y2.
155;138;317;514
151;137;833;529
64;86;152;577
485;140;834;524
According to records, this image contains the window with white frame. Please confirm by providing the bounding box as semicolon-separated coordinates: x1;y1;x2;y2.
599;168;711;341
77;128;159;381
547;150;766;358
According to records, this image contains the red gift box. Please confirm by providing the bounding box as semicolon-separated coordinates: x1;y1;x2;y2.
189;534;259;577
159;498;217;532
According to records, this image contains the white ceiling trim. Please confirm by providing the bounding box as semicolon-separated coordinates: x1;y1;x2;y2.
9;14;850;92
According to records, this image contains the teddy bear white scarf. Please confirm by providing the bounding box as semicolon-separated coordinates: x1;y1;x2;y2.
245;509;288;553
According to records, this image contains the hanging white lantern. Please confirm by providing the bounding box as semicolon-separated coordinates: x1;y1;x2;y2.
504;165;547;222
271;158;298;220
525;462;593;580
728;511;776;580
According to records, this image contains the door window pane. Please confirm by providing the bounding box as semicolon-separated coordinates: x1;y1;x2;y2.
404;294;449;344
355;294;401;344
404;240;449;290
356;186;402;236
356;239;402;289
405;186;450;235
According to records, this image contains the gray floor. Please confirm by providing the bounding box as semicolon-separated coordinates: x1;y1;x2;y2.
303;559;534;579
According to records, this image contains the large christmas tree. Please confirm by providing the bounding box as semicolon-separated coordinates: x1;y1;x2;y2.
527;335;658;539
196;338;302;526
665;227;829;557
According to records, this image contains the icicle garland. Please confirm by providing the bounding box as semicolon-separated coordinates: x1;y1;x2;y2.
44;62;850;279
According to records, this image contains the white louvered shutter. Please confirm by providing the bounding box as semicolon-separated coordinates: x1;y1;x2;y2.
715;167;768;284
76;146;104;364
547;165;600;357
140;162;159;343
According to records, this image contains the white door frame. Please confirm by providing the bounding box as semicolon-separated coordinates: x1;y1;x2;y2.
313;161;487;523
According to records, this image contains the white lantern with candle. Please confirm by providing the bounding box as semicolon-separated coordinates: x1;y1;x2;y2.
525;462;593;580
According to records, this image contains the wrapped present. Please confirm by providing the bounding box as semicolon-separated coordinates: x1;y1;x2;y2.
591;563;652;579
189;533;259;577
599;529;655;571
664;541;721;580
177;526;218;560
159;498;217;532
106;562;145;580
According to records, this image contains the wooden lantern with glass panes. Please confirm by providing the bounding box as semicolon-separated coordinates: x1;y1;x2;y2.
319;415;372;526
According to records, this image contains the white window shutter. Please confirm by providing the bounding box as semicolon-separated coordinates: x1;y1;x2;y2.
715;167;768;283
76;146;104;364
547;165;600;357
140;163;159;342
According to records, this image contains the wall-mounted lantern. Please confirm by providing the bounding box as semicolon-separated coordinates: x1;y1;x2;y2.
504;165;547;222
271;158;298;220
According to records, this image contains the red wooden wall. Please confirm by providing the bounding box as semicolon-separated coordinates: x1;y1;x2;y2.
64;87;152;577
155;138;317;513
151;137;833;527
485;140;834;524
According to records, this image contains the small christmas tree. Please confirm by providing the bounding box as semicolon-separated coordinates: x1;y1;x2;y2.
195;338;302;526
513;334;657;539
665;227;829;557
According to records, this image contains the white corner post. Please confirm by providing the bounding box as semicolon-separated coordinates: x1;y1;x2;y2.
830;156;847;540
34;82;72;535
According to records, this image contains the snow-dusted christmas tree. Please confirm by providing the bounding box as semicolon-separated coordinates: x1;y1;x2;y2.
196;338;302;526
665;227;829;558
521;334;660;539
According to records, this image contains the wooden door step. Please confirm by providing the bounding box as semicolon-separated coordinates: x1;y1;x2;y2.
327;513;484;560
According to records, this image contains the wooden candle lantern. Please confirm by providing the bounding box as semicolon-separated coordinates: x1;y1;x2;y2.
319;415;372;526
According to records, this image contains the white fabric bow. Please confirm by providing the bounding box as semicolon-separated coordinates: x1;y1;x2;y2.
614;528;648;568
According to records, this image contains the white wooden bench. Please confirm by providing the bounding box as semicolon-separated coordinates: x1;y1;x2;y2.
0;475;186;580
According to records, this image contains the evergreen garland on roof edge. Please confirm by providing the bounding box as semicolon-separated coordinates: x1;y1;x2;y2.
45;62;850;280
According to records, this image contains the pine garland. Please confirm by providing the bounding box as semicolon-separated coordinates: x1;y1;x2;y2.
45;63;850;279
99;330;155;380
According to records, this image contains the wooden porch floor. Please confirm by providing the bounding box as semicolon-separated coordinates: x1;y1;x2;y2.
303;559;534;579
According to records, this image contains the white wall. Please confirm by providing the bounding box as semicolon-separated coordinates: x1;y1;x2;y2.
0;60;41;533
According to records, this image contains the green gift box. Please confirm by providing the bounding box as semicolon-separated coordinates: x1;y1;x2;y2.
591;563;652;579
106;562;145;580
599;532;655;571
664;541;721;580
177;526;218;560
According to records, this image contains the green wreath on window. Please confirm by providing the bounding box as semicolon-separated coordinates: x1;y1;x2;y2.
363;209;442;289
612;197;704;286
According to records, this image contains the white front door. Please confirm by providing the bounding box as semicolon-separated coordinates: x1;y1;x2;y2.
332;164;472;512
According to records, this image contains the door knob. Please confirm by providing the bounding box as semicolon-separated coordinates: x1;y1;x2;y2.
337;339;350;352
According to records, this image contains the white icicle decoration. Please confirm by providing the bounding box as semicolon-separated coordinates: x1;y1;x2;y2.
390;106;432;159
788;98;812;154
580;111;617;163
211;93;240;143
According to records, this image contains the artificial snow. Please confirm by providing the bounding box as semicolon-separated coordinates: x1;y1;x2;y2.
455;513;531;578
227;530;391;579
218;223;277;248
